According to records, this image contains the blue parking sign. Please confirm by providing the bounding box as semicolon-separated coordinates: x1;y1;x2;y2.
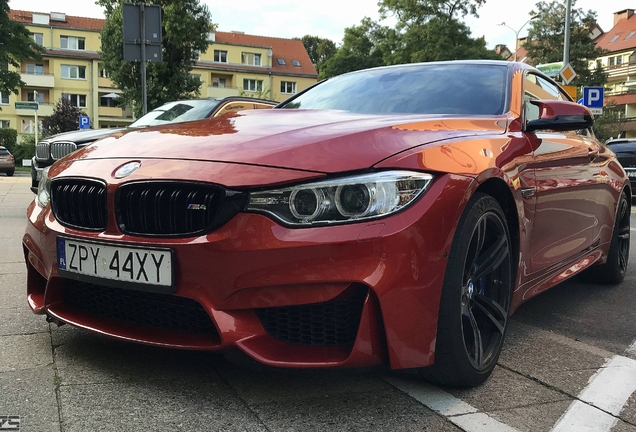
583;87;604;108
79;115;90;130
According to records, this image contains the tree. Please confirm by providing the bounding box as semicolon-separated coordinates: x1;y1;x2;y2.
298;35;337;73
319;18;397;79
0;0;43;97
379;0;498;64
378;0;487;26
42;98;87;135
97;0;214;117
523;0;607;87
593;101;626;142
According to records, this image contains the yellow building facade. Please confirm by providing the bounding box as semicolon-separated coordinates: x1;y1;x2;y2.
4;10;318;141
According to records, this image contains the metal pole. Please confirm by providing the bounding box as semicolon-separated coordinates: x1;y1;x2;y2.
34;90;38;144
563;0;572;65
140;2;147;115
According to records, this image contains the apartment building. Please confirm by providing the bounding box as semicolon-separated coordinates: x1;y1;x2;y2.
3;10;131;137
3;9;318;139
595;9;636;138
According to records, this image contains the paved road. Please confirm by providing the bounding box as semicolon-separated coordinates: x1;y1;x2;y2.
2;173;635;432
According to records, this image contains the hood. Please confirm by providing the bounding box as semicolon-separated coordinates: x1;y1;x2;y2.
46;127;127;144
73;109;508;173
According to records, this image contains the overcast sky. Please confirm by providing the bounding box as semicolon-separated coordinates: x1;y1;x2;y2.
8;0;635;51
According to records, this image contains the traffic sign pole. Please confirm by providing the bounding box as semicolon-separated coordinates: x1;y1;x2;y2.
140;2;147;115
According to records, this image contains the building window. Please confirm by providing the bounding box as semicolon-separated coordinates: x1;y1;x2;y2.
243;79;263;92
0;92;8;105
26;63;44;75
61;64;86;79
62;93;87;108
0;120;9;128
608;55;624;67
280;81;296;94
626;31;636;40
214;50;227;63
292;60;301;67
99;67;109;78
212;77;226;88
60;36;86;50
609;35;620;43
21;119;41;133
31;33;44;46
27;92;45;104
277;58;286;65
99;95;119;107
242;52;261;66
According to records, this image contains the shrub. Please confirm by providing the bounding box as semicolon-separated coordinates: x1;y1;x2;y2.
0;128;18;152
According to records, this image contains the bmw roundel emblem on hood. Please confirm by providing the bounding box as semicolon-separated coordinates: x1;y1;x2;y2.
114;161;141;179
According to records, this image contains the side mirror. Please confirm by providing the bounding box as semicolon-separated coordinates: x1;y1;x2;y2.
526;100;594;132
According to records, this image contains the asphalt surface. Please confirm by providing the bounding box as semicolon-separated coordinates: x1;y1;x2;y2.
1;172;635;432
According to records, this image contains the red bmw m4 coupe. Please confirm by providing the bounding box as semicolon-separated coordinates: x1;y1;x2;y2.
23;61;630;387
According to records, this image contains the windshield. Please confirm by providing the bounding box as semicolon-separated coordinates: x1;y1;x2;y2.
280;64;508;115
130;99;222;127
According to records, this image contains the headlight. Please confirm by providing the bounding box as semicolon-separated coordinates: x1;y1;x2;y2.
36;167;51;208
246;171;433;226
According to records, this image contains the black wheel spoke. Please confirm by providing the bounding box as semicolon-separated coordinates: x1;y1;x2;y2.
473;294;506;335
619;249;628;271
466;308;483;366
472;235;509;282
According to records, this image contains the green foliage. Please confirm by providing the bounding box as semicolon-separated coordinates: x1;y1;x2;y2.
319;18;390;79
593;102;626;142
0;127;17;150
97;0;214;117
42;98;86;135
12;140;35;162
298;35;337;72
523;0;607;87
319;0;497;79
378;0;487;25
0;0;44;98
239;87;275;101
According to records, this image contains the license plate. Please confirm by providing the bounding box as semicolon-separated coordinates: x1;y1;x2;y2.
627;171;636;178
57;237;173;292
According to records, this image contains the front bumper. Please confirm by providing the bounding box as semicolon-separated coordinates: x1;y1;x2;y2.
23;161;473;370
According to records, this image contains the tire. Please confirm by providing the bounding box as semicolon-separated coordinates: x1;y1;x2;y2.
419;193;513;388
589;192;630;284
6;170;14;177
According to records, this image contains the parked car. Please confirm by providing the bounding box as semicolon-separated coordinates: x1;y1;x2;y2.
24;61;630;388
605;138;636;195
31;96;276;189
0;146;15;176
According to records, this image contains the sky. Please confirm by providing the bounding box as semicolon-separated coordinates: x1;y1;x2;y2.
8;0;636;51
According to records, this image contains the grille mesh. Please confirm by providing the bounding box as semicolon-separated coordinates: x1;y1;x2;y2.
51;142;78;160
116;182;241;236
36;141;50;160
62;280;218;336
51;179;107;230
255;288;367;346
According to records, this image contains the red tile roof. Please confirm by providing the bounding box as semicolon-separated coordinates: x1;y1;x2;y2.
214;32;317;77
9;9;105;32
595;12;636;52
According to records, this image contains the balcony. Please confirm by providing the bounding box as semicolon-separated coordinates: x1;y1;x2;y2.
207;86;240;98
16;102;54;116
20;73;55;88
606;62;636;81
98;77;116;88
98;106;123;118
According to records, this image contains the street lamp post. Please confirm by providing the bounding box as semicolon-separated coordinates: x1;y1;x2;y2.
499;16;538;62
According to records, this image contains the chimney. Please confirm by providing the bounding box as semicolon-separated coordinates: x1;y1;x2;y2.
614;9;635;26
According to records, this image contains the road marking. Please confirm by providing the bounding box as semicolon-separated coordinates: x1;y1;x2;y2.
551;353;636;431
383;375;520;432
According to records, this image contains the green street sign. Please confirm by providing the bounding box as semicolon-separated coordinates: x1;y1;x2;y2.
536;62;564;78
15;101;39;110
